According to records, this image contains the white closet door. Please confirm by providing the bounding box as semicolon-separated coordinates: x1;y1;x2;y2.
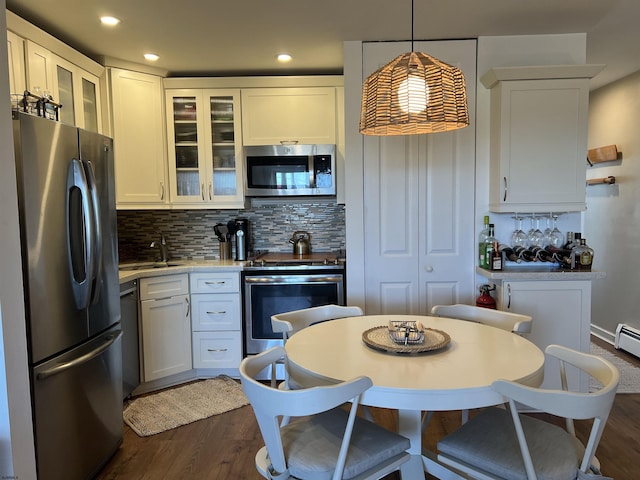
362;40;477;315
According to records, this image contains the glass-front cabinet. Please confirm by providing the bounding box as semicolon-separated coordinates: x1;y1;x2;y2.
166;89;244;208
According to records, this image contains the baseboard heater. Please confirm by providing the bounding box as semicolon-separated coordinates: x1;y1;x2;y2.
615;324;640;359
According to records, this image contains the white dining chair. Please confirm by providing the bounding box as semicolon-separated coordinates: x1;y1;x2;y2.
430;303;532;334
437;344;619;480
271;304;371;423
271;304;363;390
240;346;411;480
271;304;364;343
423;303;534;430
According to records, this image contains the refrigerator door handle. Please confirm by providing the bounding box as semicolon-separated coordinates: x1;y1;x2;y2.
83;159;103;305
36;330;123;380
67;158;94;310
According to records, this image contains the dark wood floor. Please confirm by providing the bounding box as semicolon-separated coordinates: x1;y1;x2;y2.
96;338;640;479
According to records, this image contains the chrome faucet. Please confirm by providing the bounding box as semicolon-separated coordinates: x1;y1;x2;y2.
150;233;170;262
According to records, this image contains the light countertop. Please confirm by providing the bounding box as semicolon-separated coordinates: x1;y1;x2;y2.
119;259;244;283
476;266;606;281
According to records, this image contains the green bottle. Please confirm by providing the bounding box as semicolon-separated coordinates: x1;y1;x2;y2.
478;215;490;268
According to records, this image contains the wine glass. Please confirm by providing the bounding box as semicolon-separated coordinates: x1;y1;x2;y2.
510;215;528;248
543;213;553;246
548;215;565;248
528;214;545;248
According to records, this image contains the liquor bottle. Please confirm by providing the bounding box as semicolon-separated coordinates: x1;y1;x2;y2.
483;224;497;269
491;241;503;271
478;216;490;268
513;245;535;262
563;231;574;249
498;244;521;263
530;246;554;262
572;238;594;271
568;232;582;250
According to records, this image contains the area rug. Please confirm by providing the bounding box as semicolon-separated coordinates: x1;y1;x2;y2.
124;376;249;437
590;343;640;394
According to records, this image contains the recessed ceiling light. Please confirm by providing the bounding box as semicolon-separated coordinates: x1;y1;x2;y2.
100;16;120;26
144;53;159;62
277;54;292;63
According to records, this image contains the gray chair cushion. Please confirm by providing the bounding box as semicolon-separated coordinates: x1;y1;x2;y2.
437;407;579;480
281;408;410;480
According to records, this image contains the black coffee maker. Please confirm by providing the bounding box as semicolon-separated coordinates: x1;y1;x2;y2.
234;218;249;261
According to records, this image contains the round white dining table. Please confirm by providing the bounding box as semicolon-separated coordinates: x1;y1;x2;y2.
284;314;545;479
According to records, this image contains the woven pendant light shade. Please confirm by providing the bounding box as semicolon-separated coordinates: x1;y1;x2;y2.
360;51;469;135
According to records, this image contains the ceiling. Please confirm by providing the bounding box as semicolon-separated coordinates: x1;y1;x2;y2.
6;0;640;90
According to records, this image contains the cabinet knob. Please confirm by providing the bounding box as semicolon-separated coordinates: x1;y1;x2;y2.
425;265;434;273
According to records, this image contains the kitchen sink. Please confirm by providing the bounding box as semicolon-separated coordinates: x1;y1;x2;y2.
119;261;186;271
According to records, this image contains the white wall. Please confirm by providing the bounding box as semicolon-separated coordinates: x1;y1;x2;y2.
0;2;38;476
585;70;640;341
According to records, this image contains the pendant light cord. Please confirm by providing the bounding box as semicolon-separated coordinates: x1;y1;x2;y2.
411;0;415;52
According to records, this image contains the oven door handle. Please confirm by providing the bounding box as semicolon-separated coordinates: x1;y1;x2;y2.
244;275;343;284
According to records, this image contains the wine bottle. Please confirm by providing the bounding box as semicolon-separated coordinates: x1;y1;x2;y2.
514;245;535;262
478;215;490;268
498;244;521;263
530;246;554;262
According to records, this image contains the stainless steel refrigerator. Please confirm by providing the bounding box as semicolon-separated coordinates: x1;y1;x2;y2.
12;111;123;480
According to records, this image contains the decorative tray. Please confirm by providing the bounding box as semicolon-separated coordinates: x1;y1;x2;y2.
362;325;451;354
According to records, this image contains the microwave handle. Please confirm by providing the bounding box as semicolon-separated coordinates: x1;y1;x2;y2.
308;155;316;188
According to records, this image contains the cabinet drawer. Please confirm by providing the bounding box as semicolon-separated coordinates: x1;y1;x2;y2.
191;294;240;331
140;274;189;300
190;272;239;294
192;331;242;369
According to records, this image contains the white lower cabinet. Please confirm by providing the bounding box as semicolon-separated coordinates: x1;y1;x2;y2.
497;280;591;392
190;272;242;371
139;274;192;382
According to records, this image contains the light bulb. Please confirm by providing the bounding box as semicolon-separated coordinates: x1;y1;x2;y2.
397;74;429;113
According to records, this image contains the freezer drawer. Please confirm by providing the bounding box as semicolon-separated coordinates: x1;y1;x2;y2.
32;325;123;480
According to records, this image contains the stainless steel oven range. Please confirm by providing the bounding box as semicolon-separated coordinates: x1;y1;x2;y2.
242;253;345;357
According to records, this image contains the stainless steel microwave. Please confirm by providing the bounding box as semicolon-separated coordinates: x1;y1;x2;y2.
244;144;335;196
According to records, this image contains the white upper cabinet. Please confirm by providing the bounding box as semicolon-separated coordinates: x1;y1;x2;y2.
481;65;603;213
24;40;103;132
7;30;26;95
109;68;169;208
241;87;336;145
165;89;245;208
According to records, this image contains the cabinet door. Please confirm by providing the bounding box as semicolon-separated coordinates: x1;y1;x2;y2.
25;40;55;95
166;90;206;203
78;70;102;133
501;280;591;391
489;79;589;212
241;87;336;145
361;40;477;315
7;30;26;95
52;56;77;126
203;89;245;206
111;69;168;207
140;295;192;381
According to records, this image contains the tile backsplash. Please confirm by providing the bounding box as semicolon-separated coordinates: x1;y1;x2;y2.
117;200;345;262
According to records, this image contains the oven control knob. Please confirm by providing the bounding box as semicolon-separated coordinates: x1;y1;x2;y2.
260;259;266;267
334;259;339;265
323;258;329;265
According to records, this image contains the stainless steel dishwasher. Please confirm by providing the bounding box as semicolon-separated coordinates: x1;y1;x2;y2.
120;280;140;398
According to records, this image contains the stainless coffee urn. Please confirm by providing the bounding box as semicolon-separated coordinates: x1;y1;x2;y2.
234;218;249;261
